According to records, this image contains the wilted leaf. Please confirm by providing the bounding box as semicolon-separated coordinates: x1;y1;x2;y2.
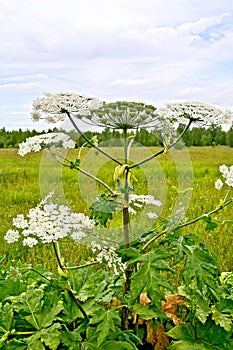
145;321;169;350
162;294;186;326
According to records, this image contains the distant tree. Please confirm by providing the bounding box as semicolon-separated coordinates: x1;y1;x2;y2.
226;127;233;147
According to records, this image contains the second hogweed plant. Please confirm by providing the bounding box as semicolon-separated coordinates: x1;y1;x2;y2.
2;92;233;349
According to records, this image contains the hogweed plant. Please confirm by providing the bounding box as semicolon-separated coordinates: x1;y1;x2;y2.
1;92;233;349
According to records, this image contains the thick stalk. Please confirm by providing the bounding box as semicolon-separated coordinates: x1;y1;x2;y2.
121;129;131;330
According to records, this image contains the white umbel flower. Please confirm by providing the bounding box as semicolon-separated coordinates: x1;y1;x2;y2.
18;132;76;156
31;92;102;123
164;101;232;126
4;192;95;246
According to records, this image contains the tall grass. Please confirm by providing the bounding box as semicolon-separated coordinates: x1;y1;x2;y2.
0;146;232;270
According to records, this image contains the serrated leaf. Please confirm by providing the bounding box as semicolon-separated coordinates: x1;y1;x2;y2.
13;288;44;330
60;326;82;349
178;284;211;324
1;339;28;350
90;194;121;227
40;323;61;350
132;303;165;320
36;302;63;328
130;249;174;308
90;307;121;346
202;215;218;231
167;319;233;350
0;303;14;334
211;309;232;332
181;245;218;292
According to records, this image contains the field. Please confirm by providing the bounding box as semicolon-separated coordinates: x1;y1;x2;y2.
0;146;232;271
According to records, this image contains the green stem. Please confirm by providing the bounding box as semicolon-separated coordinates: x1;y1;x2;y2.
121;129;131;330
66;111;123;165
52;242;64;270
50;151;115;194
129;119;192;169
52;242;89;322
22;268;51;281
142;197;233;251
63;261;98;270
66;287;89;322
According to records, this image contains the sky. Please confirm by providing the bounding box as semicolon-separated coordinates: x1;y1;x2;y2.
0;0;233;130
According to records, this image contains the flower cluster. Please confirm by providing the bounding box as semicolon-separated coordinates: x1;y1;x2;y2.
91;242;126;276
164;101;232;127
18;132;76;156
4;193;95;247
31;92;102;123
215;165;233;190
79;101;158;130
128;194;162;217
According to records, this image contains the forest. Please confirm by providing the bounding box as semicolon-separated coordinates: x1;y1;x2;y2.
0;125;233;148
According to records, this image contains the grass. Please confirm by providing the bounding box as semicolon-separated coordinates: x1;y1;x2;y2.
0;146;232;271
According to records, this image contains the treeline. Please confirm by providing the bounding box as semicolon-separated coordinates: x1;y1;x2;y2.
0;125;233;148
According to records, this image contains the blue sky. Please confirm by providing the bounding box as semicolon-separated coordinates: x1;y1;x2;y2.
0;0;233;130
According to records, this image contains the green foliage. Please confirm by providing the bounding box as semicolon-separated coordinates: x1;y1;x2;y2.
90;193;122;227
167;319;233;349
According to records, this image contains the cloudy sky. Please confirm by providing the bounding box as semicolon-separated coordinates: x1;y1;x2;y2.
0;0;233;130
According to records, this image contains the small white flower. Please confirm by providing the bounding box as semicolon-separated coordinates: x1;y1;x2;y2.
215;179;223;190
226;177;233;187
4;230;20;243
22;237;38;247
219;165;229;176
13;214;28;229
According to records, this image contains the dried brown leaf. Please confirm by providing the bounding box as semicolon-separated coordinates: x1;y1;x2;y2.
146;321;170;350
162;294;186;325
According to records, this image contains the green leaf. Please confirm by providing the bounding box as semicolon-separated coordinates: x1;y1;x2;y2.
1;339;28;350
130;248;174;308
168;340;206;349
181;245;219;292
89;194;121;227
178;283;211;324
132;303;165;320
89;307;121;346
102;341;135;349
69;158;81;169
167;319;233;350
211;308;232;332
36;302;63;329
60;326;82;349
202;215;218;231
39;323;61;350
0;303;14;334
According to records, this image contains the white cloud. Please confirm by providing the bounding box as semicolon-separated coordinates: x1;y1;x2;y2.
0;0;233;129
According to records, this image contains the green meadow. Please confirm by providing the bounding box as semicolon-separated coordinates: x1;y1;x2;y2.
0;146;232;271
